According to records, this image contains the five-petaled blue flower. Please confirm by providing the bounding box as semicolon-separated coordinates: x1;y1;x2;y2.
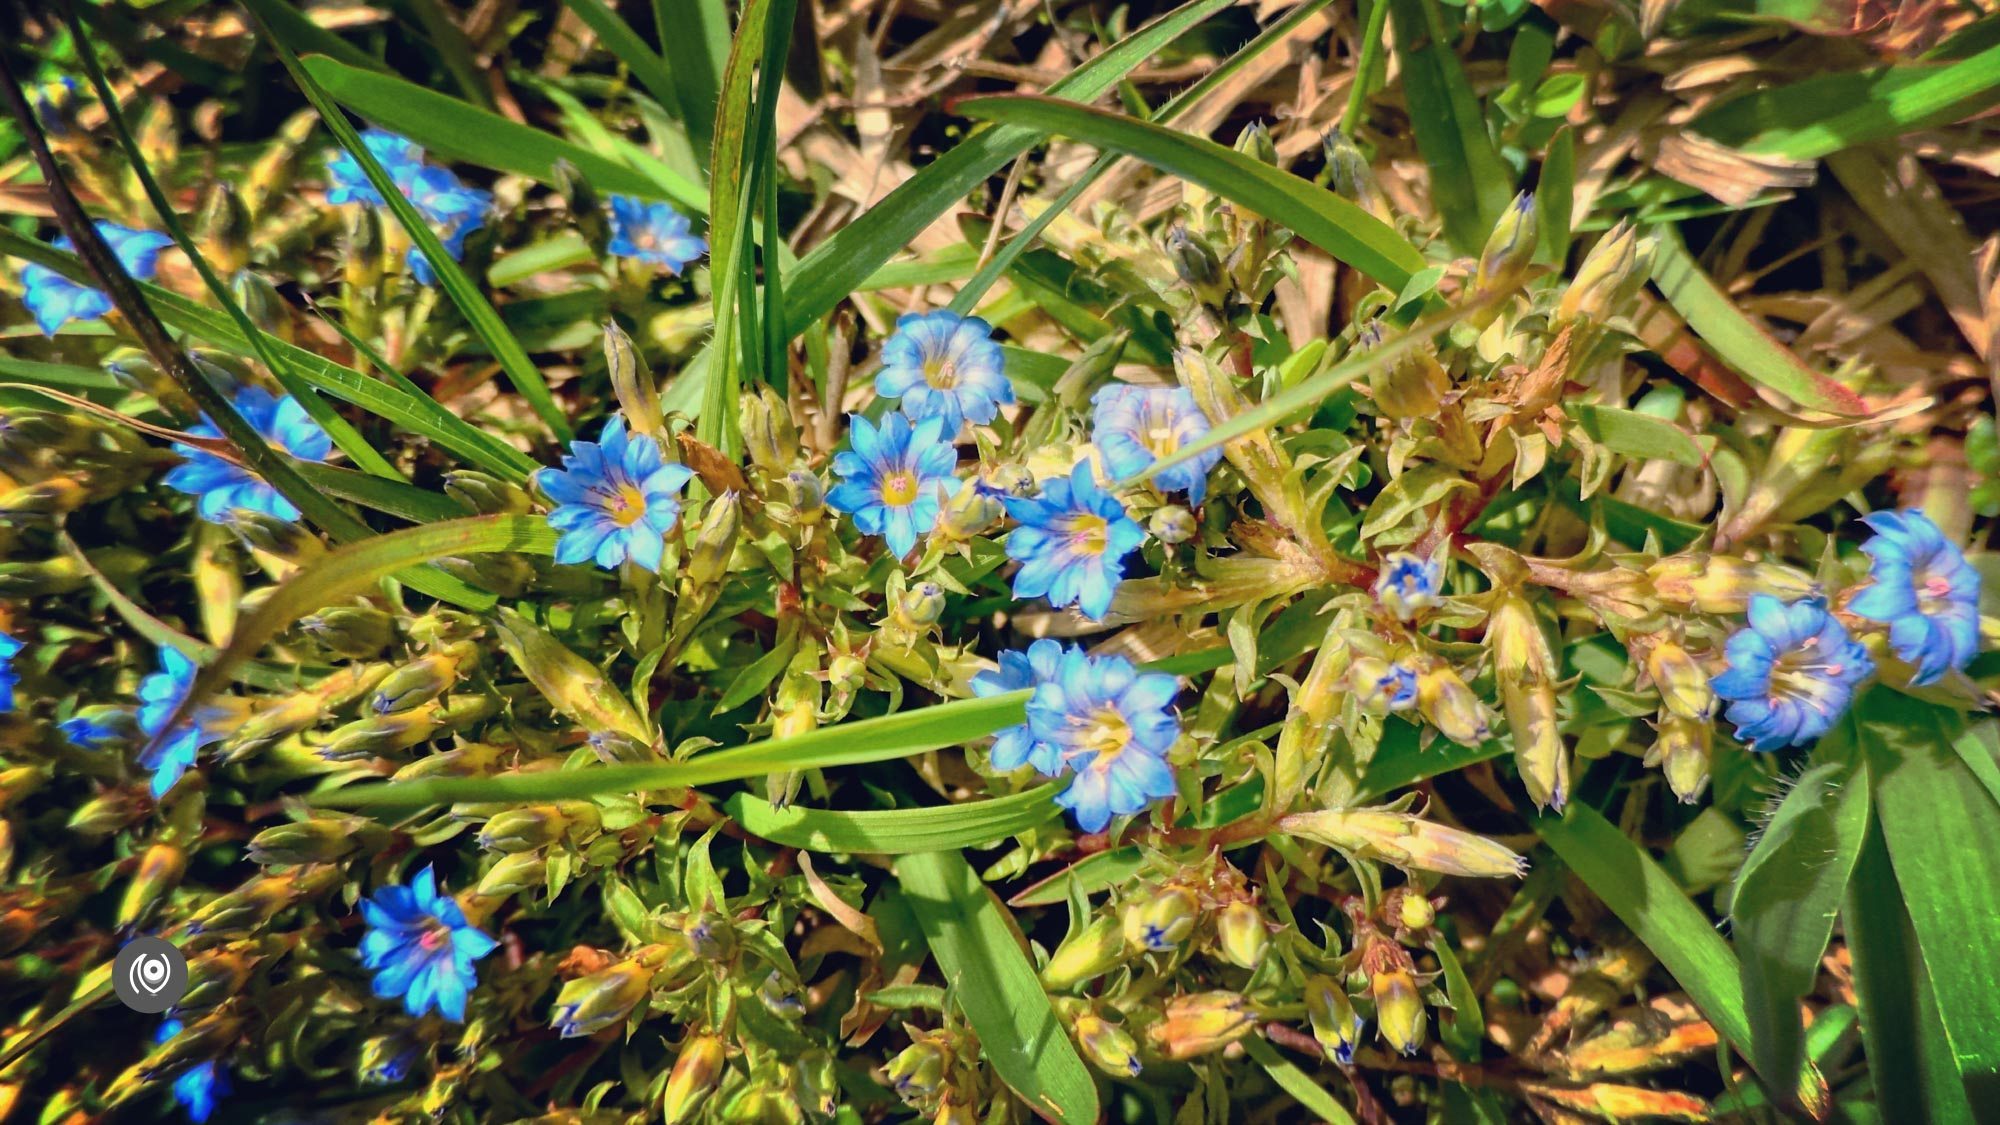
875;310;1012;437
359;865;499;1022
1003;464;1145;622
326;129;427;206
538;416;694;573
1712;595;1874;751
0;630;20;713
1849;509;1981;686
608;195;708;274
1027;648;1182;833
1374;663;1419;711
1374;552;1442;621
163;386;332;524
138;648;229;797
156;1020;229;1123
19;221;174;335
971;638;1072;775
60;705;135;750
825;412;960;560
1091;384;1222;505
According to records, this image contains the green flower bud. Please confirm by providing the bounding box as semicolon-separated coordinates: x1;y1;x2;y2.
200;183;253;275
681;909;735;961
1043;916;1130;991
794;1050;839;1118
1323;129;1380;207
1148;991;1255;1060
221;508;326;564
1234;120;1277;165
884;1035;947;1105
1649;714;1712;805
551;957;657;1037
176;943;258;1012
937;480;1002;539
1149;505;1197;545
604;320;664;438
1559;220;1646;324
477;852;547;898
662;1034;728;1123
298;605;395;659
1387;887;1437;933
68;789;148;838
1644;637;1714;721
1123;885;1199;954
343;204;384;290
477;804;573;853
687;491;743;589
358;1033;423;1085
0;476;88;519
895;581;946;630
116;843;187;930
1647;553;1816;615
783;470;825;519
1214;900;1269;970
247;815;387;866
1280;807;1527;879
1370;961;1426;1056
0;555;88;595
444;470;532;515
1072;1009;1143;1077
374;643;475;714
1306;974;1362;1064
758;970;807;1019
743;385;800;473
1476;191;1539;295
230;270;289;341
1416;663;1491;746
1166;224;1226;306
587;730;656;765
316;702;445;761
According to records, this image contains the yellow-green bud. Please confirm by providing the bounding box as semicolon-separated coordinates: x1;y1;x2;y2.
1649;714;1713;804
116;843;187;930
1234;120;1277;165
0;767;45;810
1647;553;1816;615
1416;663;1491;746
1123;885;1199;954
604;320;663;438
1388;887;1437;933
177;943;258;1012
687;491;743;589
1323;129;1381;209
1072;1009;1143;1077
1166;224;1224;295
443;470;532;515
0;476;88;518
1148;991;1255;1060
477;852;547;898
1043;915;1130;991
783;470;825;519
1372;965;1427;1056
1149;504;1197;545
200;183;253;274
358;1034;423;1085
477;804;572;853
221;508;325;563
895;581;947;630
1475;191;1539;295
1644;638;1714;721
938;480;1003;539
1280;807;1528;879
230;269;289;340
316;703;445;760
1362;324;1450;421
299;605;394;659
884;1036;947;1105
586;730;655;765
373;643;475;714
1214;900;1269;970
1305;974;1361;1064
0;555;89;595
68;789;148;838
743;386;799;473
248;816;387;866
551;958;657;1038
1558;220;1646;324
682;910;735;960
794;1050;840;1118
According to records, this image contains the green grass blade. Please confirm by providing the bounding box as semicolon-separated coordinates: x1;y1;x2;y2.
297;55;705;212
1648;225;1872;417
722;786;1061;854
0;355;120;390
781;0;1236;339
560;0;679;115
236;0;382;72
269;43;574;442
1242;1036;1360;1124
895;849;1099;1124
954;96;1424;290
1389;0;1513;253
293;463;471;523
658;0;729;158
1536;125;1574;265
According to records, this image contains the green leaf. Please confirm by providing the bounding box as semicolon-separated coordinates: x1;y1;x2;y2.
1241;1036;1360;1124
559;0;679;116
1648;226;1871;418
495;608;651;742
236;0;381;72
1574;403;1706;467
658;0;729;158
1730;750;1870;1109
1008;848;1148;907
722;786;1061;853
1432;938;1483;1060
954;96;1424;291
1389;0;1513;252
1536;125;1575;266
895;850;1098;1124
1862;690;2000;1107
781;0;1236;339
298;55;705;211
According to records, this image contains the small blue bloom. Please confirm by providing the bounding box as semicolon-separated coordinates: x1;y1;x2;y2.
1003;464;1146;622
1374;552;1442;621
1849;509;1981;686
825;412;960;559
163;386;332;524
326;129;428;206
1374;664;1419;711
138;648;229;798
1028;649;1181;833
608;195;708;274
402;166;490;286
60;705;135;750
359;865;499;1022
1091;384;1222;505
155;1021;229;1123
1712;595;1874;751
537;417;695;573
971;638;1073;775
0;631;20;713
19;221;174;335
875;311;1012;436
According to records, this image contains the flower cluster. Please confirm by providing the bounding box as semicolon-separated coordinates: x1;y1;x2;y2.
325;128;492;284
19;220;173;335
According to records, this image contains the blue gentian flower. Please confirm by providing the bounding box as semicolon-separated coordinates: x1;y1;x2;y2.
138;648;228;798
1849;509;1981;686
0;631;19;713
971;638;1072;775
19;221;174;335
163;386;332;524
1028;649;1181;833
1090;384;1222;505
402;166;490;286
60;705;135;750
359;865;499;1022
406;217;480;287
155;1021;229;1123
326;129;427;206
825;412;960;559
537;417;695;573
875;311;1012;436
1374;552;1442;621
1003;464;1146;622
608;195;708;274
1712;595;1875;751
1374;664;1419;711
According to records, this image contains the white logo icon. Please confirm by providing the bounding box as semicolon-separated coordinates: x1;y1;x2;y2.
131;953;172;995
112;936;187;1012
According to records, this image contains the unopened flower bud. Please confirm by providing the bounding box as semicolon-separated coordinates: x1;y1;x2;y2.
444;470;531;515
1149;504;1197;544
1166;225;1224;295
1123;884;1199;954
1647;553;1815;614
0;476;88;519
937;481;1003;539
1644;638;1714;721
895;582;946;630
742;386;799;473
374;643;475;714
794;1051;840;1118
230;269;289;340
758;970;806;1019
1649;714;1713;804
604;320;663;438
317;702;444;760
1475;191;1538;295
248;816;385;865
687;492;742;589
1372;965;1427;1056
176;943;259;1012
1559;221;1647;324
1323;129;1383;213
299;604;394;659
478;804;573;853
552;958;657;1038
783;470;824;519
884;1036;947;1105
200;183;253;274
1214;901;1269;970
359;1034;423;1085
477;852;547;898
587;730;656;765
1387;887;1437;933
68;789;149;838
117;843;187;930
1235;120;1278;165
1043;916;1130;991
1149;991;1255;1060
0;555;89;595
1353;657;1419;712
221;508;325;563
1281;808;1527;879
1072;1009;1143;1077
682;910;734;960
1306;975;1362;1064
1416;663;1490;746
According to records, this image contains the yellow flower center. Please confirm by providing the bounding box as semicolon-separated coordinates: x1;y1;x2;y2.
881;472;920;506
1079;706;1133;768
1070;514;1109;556
607;484;650;527
922;355;960;389
1768;636;1844;713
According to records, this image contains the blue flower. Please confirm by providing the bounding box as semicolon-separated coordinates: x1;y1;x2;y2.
1374;552;1442;621
1091;384;1222;505
1028;649;1181;833
1849;509;1981;686
1003;464;1146;622
537;417;695;573
19;221;174;335
163;386;332;524
608;195;707;274
1373;664;1419;711
359;865;499;1022
155;1021;229;1123
60;705;135;750
971;639;1072;775
825;412;960;559
326;129;427;206
875;311;1012;436
402;166;490;286
1712;595;1875;751
137;648;229;798
0;631;20;713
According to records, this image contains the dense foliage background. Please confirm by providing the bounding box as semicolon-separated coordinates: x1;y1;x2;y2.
2;0;1999;1122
